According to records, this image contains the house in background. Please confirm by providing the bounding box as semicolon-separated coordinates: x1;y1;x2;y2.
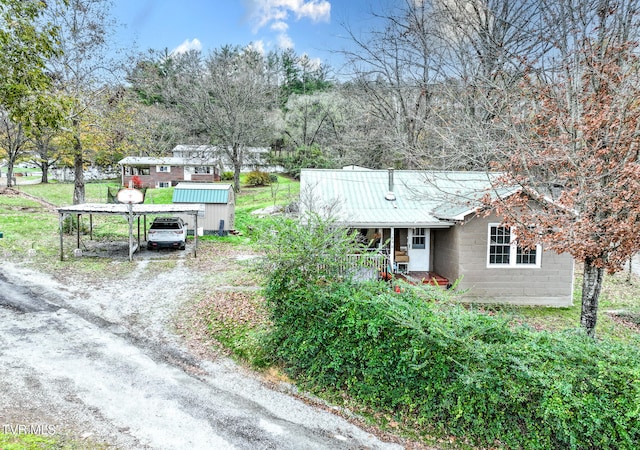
119;144;281;188
172;144;280;173
300;168;575;306
172;183;235;235
119;154;220;188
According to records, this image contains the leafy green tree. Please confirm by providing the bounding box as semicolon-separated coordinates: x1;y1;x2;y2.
0;0;62;123
0;0;66;184
278;49;332;107
45;0;121;204
258;212;368;294
274;144;334;178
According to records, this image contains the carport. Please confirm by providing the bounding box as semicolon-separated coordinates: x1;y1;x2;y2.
56;203;204;261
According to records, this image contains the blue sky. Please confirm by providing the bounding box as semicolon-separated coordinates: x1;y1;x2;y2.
111;0;385;71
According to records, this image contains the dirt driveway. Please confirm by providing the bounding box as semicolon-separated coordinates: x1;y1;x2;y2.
0;245;403;449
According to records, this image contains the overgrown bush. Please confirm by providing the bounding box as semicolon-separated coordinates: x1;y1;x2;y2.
221;171;234;181
259;216;640;449
246;170;271;186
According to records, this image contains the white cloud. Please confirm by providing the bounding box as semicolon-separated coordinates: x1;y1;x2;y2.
245;0;331;32
277;33;294;49
271;20;289;32
243;1;330;52
171;38;202;54
293;0;331;21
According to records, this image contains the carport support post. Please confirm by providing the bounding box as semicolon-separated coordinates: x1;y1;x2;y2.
194;213;198;257
59;213;64;261
76;214;81;249
128;203;134;262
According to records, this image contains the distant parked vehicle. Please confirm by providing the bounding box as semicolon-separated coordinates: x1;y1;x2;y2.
147;217;187;250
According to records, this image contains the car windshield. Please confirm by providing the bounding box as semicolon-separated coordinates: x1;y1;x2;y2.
151;223;181;230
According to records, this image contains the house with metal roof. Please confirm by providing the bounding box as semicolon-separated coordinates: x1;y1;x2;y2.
300;168;575;306
172;183;235;235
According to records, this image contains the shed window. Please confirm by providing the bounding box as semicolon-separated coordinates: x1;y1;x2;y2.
487;224;540;268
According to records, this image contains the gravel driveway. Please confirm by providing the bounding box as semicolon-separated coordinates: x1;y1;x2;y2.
0;250;403;449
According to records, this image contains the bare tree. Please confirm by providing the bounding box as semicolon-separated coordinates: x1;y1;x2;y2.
172;46;277;192
340;0;549;170
492;0;640;337
341;0;442;168
0;111;29;187
28;126;60;184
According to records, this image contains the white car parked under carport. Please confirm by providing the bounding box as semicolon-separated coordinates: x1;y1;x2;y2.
147;217;187;250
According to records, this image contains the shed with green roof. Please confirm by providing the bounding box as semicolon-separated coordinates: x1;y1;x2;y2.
172;183;235;235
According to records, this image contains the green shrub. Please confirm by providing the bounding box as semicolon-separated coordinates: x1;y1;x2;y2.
221;171;234;181
264;278;640;449
246;170;271;186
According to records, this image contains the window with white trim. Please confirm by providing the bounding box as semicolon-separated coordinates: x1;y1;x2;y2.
487;224;540;268
194;166;212;174
412;228;426;249
157;165;170;173
156;181;170;188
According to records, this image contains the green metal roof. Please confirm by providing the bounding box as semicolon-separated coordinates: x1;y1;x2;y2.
299;169;508;227
172;183;232;204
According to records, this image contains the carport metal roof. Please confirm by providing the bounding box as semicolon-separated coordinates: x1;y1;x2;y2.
56;203;205;261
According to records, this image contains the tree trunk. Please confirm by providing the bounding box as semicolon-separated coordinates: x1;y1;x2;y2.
581;258;605;337
72;127;85;205
6;165;13;188
41;161;49;184
233;167;241;193
231;143;242;193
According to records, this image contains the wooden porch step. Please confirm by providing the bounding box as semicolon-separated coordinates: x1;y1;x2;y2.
400;271;450;288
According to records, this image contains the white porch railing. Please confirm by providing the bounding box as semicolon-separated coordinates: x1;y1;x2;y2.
342;252;389;281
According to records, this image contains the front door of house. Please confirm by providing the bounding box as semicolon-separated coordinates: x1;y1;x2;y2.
408;228;430;272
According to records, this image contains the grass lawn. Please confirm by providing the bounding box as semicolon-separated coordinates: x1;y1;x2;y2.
2;175;299;256
16;180;122;206
4;175;640;344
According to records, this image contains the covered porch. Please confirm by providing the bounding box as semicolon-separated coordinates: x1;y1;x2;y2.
351;225;451;287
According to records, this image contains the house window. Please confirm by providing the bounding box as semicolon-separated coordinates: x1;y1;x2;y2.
156;181;170;188
125;167;149;175
157;165;170;173
487;224;540;268
412;228;426;249
194;166;211;174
